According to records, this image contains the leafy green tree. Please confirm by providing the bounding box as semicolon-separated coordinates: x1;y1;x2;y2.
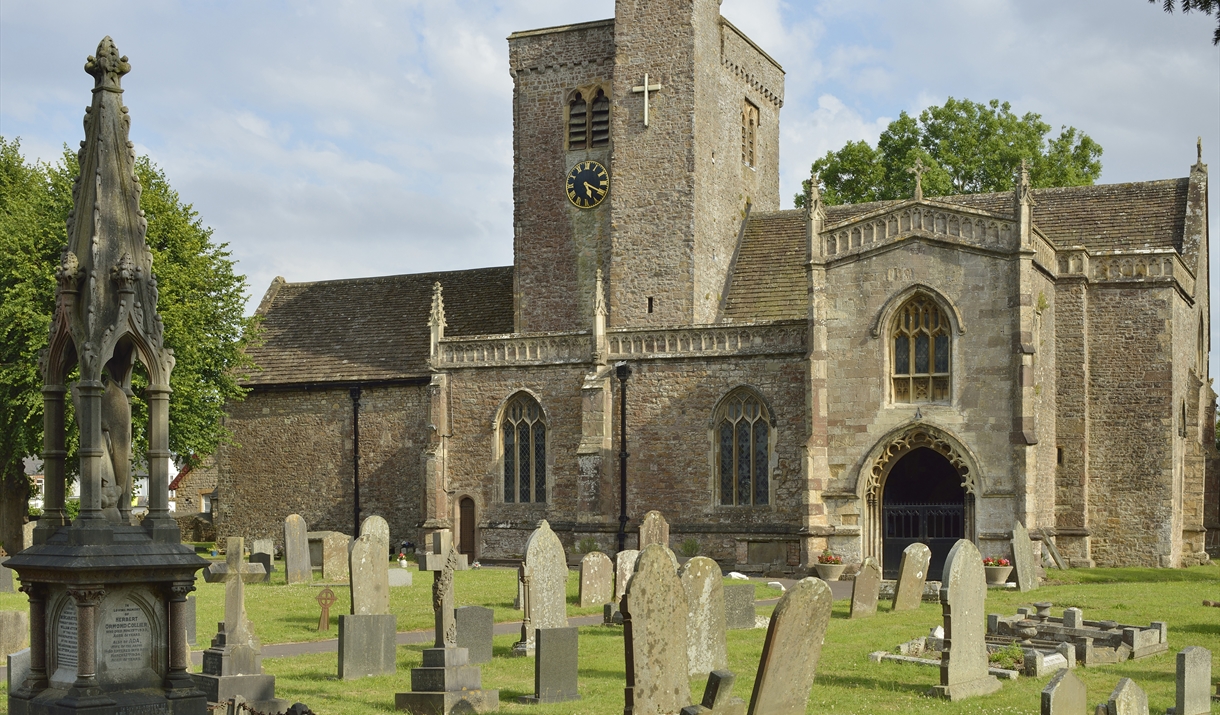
0;138;257;553
1151;0;1220;45
796;98;1103;208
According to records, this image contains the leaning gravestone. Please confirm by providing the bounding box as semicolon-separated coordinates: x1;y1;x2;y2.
1105;678;1149;715
723;583;756;630
456;606;494;665
639;510;670;550
623;544;690;715
747;577;833;715
1041;668;1086;715
680;556;728;677
338;520;396;679
1167;646;1211;715
681;670;747;715
892;542;932;611
0;556;13;593
284;514;311;585
930;539;1002;701
1012;521;1039;592
512;520;569;656
850;556;882;619
518;626;580;704
579;551;613;607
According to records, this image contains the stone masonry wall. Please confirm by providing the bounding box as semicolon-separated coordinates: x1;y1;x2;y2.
214;384;427;551
1053;277;1091;564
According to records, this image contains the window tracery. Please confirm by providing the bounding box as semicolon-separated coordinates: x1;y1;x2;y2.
715;388;770;506
891;295;951;403
502;393;547;503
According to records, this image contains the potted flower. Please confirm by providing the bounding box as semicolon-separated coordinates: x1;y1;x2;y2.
814;550;846;581
983;556;1013;585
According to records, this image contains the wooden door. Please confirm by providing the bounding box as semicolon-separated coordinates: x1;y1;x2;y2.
459;497;476;559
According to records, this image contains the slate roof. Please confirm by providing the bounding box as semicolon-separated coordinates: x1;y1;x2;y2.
721;179;1191;322
243;266;514;386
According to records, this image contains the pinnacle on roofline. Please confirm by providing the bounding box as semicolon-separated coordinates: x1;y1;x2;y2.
85;36;130;93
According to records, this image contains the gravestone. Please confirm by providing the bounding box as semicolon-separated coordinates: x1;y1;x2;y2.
186;594;197;645
747;577;832;715
0;610;30;660
512;520;569;656
681;670;747;715
615;549;641;604
850;556;882;619
284;514;311;585
930;539;1002;701
456;606;494;665
252;538;274;559
680;556;728;677
1166;646;1211;715
21;522;34;551
193;537;287;712
892;542;932;611
361;515;390;555
0;556;13;593
395;538;498;713
338;525;396;679
1105;678;1148;715
517;627;580;704
1012;522;1039;592
623;544;690;715
308;531;351;582
579;551;613;607
250;538;274;583
8;647;30;693
723;583;756;630
1042;668;1086;715
639;510;670;550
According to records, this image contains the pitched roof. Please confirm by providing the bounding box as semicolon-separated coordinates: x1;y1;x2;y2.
243;266;514;386
721;179;1191;322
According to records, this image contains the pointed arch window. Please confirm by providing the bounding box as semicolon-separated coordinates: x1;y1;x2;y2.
891;295;951;403
568;88;610;151
502;393;547;503
715;388;770;506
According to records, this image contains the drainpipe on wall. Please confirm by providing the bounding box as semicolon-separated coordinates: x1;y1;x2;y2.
351;386;362;537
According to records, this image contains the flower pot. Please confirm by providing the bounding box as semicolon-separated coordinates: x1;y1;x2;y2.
984;565;1013;585
814;563;846;581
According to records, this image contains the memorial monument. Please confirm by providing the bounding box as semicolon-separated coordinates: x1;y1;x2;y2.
5;37;209;715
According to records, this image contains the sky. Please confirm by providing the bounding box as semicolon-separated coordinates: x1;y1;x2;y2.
2;0;1218;368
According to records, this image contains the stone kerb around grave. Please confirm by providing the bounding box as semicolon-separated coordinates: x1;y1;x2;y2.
747;576;833;715
623;544;690;715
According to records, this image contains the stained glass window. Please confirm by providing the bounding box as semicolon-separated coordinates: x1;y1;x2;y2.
716;389;771;506
501;393;547;503
891;295;952;404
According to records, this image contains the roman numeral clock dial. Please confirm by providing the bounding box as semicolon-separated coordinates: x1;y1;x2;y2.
565;160;609;209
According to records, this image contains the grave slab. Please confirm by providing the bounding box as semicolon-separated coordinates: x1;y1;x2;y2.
723;583;756;630
284;514;311;585
518;627;580;704
1166;646;1211;715
338;614;397;679
456;606;494;665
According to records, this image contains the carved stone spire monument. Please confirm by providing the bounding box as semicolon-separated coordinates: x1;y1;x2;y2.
6;37;209;715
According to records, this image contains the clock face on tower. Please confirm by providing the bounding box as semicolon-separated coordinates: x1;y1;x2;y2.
565;160;609;209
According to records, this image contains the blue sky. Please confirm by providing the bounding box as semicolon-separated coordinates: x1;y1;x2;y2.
2;0;1217;368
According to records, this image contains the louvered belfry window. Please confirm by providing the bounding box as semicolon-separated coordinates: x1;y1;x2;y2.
590;89;610;147
503;393;547;503
892;295;951;403
568;93;588;150
716;389;770;506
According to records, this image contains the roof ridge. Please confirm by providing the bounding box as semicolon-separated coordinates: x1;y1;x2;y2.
276;265;512;290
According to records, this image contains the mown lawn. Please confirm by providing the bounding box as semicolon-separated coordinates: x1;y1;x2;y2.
3;563;1218;714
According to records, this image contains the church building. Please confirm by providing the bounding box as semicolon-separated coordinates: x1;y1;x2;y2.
213;0;1215;574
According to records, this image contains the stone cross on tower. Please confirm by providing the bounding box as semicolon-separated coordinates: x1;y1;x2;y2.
202;536;267;675
632;73;663;127
907;158;928;201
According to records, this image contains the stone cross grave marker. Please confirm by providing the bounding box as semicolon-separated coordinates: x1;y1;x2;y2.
579;551;613;607
850;556;882;619
1041;668;1086;715
681;670;747;715
284;514;310;585
1012;521;1039;592
1167;646;1211;715
1104;678;1149;715
639;510;669;549
623;544;690;715
204;536;268;672
930;539;1002;701
350;516;391;616
747;577;832;715
513;520;569;656
680;556;728;677
892;542;932;611
316;588;336;631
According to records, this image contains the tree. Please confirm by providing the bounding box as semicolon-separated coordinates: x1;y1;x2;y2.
795;98;1103;208
1151;0;1220;45
0;138;258;554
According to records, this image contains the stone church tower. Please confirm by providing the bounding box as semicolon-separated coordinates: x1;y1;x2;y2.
214;0;1214;574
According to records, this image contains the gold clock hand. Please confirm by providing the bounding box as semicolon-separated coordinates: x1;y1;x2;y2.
584;182;605;197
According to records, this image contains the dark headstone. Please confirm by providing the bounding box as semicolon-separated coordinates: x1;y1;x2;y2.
338;614;397;679
722;583;756;630
249;552;273;583
518;627;580;704
456;606;494;665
